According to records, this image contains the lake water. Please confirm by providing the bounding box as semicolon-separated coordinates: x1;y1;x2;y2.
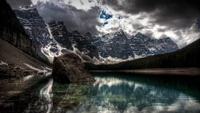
0;73;200;113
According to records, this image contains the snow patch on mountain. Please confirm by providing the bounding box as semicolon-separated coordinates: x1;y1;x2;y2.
24;63;51;74
133;53;143;59
47;24;54;39
41;41;71;62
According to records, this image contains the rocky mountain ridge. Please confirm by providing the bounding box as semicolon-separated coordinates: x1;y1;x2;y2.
90;30;179;60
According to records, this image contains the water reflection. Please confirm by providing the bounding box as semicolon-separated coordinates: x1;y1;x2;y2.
62;74;200;113
88;77;179;111
52;83;91;112
0;74;50;103
23;79;53;113
0;73;200;113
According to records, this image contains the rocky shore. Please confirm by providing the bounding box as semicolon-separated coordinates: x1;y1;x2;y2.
0;62;37;79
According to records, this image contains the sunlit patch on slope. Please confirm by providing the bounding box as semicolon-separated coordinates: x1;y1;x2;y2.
0;61;8;66
23;75;35;81
47;24;54;39
24;63;52;76
99;56;134;64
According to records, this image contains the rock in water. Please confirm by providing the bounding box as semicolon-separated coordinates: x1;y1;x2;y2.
52;53;95;83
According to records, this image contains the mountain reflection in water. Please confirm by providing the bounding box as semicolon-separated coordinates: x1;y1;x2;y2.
0;73;200;113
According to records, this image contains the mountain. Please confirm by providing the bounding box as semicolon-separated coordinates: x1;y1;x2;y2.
0;0;36;58
89;30;179;60
48;21;99;59
48;20;178;63
14;6;51;47
48;21;72;50
85;38;200;70
12;6;179;64
14;7;51;61
13;7;98;63
14;7;69;62
0;0;51;72
89;30;133;59
130;32;179;56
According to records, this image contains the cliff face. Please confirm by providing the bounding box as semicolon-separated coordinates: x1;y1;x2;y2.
14;7;54;62
0;0;37;58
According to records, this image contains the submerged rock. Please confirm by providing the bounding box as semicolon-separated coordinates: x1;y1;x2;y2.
52;53;95;83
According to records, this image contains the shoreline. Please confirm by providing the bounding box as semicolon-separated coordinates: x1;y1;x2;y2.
89;68;200;76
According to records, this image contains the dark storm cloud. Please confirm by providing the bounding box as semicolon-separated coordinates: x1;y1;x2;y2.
143;31;153;38
157;28;167;32
6;0;32;9
132;23;145;30
102;0;200;29
36;2;101;35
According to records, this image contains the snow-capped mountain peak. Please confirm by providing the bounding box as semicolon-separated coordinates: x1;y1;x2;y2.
90;31;179;62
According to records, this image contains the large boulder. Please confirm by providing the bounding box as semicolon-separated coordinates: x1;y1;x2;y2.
52;53;95;83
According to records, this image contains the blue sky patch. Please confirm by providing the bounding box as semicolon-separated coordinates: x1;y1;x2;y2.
103;21;109;26
100;10;113;20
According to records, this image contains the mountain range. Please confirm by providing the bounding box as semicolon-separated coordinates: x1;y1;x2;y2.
13;7;179;64
86;37;200;70
90;30;179;61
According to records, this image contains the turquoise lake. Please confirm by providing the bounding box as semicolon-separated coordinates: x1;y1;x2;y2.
0;73;200;113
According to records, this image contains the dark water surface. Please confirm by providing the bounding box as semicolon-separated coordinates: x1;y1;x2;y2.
0;73;200;113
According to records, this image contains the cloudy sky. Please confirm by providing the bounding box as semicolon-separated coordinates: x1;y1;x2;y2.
6;0;200;48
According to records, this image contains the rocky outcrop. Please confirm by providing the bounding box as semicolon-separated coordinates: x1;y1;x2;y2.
52;53;95;83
